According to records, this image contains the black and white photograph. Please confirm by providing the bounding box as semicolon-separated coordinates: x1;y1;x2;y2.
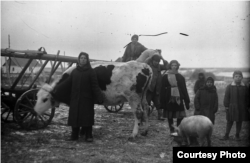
1;0;250;162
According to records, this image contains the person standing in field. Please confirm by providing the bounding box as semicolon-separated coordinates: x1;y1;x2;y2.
221;71;249;141
122;34;147;62
194;77;218;124
194;73;206;94
160;60;190;133
137;49;168;120
52;52;103;142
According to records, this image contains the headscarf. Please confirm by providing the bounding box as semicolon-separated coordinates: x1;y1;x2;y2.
77;52;92;70
198;73;205;80
203;77;216;92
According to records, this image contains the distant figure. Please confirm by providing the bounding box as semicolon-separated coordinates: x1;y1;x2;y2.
194;73;206;94
194;77;218;124
122;35;147;62
221;71;249;141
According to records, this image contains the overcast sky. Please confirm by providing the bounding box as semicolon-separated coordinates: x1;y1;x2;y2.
1;1;250;68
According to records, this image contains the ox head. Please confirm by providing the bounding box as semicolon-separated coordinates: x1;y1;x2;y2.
34;84;55;115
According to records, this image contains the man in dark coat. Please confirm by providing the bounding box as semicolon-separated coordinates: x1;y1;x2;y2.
194;77;218;124
221;71;249;141
145;54;168;120
194;73;206;94
52;52;103;142
122;35;147;62
160;60;190;133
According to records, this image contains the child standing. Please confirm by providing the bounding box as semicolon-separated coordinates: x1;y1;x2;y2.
221;71;249;141
194;77;218;124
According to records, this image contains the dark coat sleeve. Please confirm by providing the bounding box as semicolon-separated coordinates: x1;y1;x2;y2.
246;85;250;108
214;91;219;113
160;74;167;107
223;84;231;107
194;90;201;111
90;69;104;104
179;75;190;108
194;80;199;94
122;44;130;62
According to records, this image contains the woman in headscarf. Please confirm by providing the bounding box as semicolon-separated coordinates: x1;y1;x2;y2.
194;77;218;124
194;73;206;94
52;52;103;142
160;60;190;134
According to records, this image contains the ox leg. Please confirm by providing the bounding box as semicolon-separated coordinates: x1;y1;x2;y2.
128;99;141;141
141;101;149;136
128;111;140;141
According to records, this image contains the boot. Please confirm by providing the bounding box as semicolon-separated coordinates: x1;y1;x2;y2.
221;133;229;140
168;118;175;134
67;127;79;141
85;126;93;142
157;109;165;121
220;121;233;140
235;121;242;141
80;127;86;137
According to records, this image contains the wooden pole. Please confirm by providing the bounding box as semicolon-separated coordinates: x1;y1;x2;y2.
8;35;10;48
6;35;12;86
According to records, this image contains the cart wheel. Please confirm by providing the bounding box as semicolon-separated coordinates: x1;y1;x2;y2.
104;103;124;113
14;89;55;130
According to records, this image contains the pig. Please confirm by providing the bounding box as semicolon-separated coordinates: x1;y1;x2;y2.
172;115;213;147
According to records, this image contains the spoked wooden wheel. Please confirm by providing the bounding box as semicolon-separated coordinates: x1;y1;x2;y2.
104;103;124;113
1;101;13;122
14;89;55;130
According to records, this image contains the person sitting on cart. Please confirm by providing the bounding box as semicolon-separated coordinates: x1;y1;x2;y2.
122;34;147;62
52;52;103;142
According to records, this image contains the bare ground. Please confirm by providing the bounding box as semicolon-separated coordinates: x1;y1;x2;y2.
1;103;250;163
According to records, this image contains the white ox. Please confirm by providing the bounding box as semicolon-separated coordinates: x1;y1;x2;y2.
34;61;153;140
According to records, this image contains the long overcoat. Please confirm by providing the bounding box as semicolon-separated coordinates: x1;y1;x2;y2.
160;73;190;112
194;79;206;94
224;82;250;122
194;86;218;124
53;65;102;127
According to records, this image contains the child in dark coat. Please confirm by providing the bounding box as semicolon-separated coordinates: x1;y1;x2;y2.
221;71;249;141
194;77;218;124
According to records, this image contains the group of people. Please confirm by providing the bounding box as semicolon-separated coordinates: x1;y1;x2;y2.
54;34;249;143
193;71;249;141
